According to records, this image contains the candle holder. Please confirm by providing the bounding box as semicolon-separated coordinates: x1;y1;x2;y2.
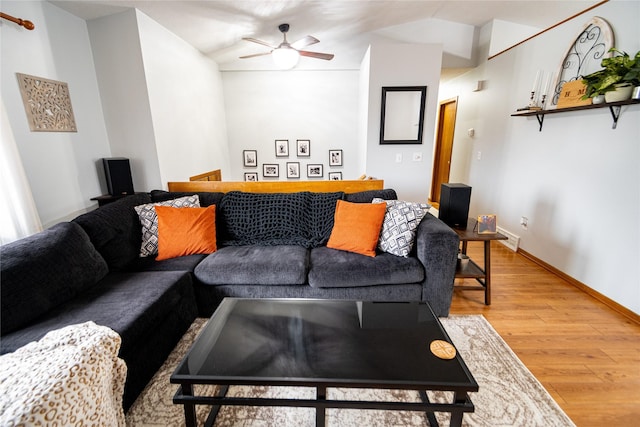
528;91;538;108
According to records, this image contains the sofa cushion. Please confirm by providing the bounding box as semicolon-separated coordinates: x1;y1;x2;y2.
155;205;217;261
326;200;386;257
0;271;194;356
373;198;431;257
125;254;208;273
195;245;309;285
151;190;226;238
134;195;200;257
150;190;224;208
73;193;152;270
308;246;424;288
343;189;397;203
1;222;109;335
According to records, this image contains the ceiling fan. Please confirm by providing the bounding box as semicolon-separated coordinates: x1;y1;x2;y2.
240;23;334;69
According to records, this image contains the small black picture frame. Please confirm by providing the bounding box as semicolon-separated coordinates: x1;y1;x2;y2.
243;150;257;167
328;172;342;181
275;140;289;157
297;139;311;157
286;162;300;179
329;149;343;166
307;164;323;178
262;164;279;178
244;172;258;182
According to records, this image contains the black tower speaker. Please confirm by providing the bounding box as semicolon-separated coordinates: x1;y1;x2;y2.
439;183;471;229
103;158;134;196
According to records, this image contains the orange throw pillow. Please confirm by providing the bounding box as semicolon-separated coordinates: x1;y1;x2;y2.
155;205;217;261
327;200;386;257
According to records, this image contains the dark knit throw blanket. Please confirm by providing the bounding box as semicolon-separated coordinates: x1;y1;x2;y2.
219;192;343;248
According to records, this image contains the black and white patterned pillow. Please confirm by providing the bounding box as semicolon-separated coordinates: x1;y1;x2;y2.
373;198;431;257
134;195;200;257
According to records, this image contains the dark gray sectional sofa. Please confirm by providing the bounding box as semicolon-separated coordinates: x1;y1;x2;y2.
0;188;458;410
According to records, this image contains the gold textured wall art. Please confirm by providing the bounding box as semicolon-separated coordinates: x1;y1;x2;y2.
16;73;77;132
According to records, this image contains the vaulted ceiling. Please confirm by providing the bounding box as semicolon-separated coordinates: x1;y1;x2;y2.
51;0;604;72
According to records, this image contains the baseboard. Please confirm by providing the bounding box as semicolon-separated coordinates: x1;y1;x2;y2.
517;248;640;325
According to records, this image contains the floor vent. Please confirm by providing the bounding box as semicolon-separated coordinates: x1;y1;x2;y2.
496;226;520;252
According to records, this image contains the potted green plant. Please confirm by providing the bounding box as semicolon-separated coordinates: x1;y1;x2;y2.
582;48;640;102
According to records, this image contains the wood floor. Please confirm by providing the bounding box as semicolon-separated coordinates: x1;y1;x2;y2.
450;241;640;427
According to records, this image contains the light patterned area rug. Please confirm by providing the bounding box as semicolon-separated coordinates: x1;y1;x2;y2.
126;315;575;427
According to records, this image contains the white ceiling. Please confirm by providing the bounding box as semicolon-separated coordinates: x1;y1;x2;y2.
50;0;604;71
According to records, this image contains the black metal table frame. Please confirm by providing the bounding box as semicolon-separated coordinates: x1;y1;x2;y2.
173;381;475;427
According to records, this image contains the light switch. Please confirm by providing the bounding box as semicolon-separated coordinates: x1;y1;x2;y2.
395;153;402;163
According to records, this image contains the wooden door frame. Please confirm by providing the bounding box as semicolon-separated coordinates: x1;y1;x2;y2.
430;97;458;205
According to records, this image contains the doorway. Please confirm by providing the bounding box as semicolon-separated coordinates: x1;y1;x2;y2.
429;97;458;207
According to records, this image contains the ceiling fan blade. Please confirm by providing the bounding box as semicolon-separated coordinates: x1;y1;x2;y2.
298;50;334;61
242;37;276;49
239;51;273;59
291;35;319;50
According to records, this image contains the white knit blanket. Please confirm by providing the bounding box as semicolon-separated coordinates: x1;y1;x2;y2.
0;322;127;426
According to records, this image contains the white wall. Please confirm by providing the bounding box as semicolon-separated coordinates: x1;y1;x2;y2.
487;19;542;57
357;47;372;175
364;42;443;202
221;70;359;181
374;19;477;68
1;1;112;227
136;11;230;185
440;1;640;314
88;9;229;190
1;3;231;229
87;9;161;192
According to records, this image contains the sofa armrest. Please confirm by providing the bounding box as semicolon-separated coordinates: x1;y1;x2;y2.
414;213;459;317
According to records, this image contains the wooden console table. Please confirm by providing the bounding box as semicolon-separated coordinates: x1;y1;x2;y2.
168;179;384;194
452;218;507;305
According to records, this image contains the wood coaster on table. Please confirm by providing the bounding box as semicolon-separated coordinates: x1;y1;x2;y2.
430;340;457;360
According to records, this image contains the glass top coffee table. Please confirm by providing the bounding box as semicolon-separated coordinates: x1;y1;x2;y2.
171;298;478;427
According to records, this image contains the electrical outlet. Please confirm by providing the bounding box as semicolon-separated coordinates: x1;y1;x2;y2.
477;151;482;160
520;216;528;230
412;152;423;162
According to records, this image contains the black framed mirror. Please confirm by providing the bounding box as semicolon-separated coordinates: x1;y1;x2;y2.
379;86;427;144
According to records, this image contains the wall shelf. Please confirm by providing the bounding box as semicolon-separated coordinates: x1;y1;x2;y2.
511;98;640;131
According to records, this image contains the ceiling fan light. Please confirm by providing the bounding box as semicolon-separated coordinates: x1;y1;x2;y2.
272;47;299;69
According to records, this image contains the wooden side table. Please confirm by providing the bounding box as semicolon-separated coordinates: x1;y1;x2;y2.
452;218;507;305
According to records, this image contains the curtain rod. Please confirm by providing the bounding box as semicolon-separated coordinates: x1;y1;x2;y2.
488;0;609;60
0;12;35;30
